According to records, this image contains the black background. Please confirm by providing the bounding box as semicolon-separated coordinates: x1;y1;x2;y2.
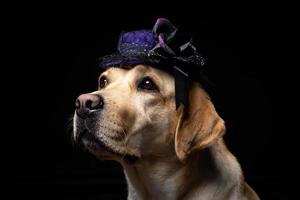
6;4;298;200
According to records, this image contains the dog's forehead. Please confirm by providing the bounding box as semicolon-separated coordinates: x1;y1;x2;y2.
103;65;174;82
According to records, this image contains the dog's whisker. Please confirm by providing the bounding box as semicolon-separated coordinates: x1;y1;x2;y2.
66;120;73;133
84;120;93;132
119;153;127;162
118;125;127;140
66;114;77;147
66;114;75;128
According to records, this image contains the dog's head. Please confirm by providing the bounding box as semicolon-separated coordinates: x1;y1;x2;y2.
73;64;225;163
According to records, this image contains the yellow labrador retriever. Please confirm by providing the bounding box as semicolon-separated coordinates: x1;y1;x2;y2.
73;64;260;200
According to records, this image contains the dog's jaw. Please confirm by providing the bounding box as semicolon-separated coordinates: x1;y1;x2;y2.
73;113;139;163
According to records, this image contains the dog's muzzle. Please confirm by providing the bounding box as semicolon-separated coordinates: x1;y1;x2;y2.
73;93;139;163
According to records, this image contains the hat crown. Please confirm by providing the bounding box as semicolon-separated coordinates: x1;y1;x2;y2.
118;30;157;56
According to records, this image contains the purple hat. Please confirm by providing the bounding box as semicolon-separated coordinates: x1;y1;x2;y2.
98;18;206;109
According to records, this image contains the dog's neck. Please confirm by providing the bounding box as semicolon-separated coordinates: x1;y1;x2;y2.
121;139;243;200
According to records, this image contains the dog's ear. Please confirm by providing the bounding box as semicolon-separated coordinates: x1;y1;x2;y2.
175;83;225;162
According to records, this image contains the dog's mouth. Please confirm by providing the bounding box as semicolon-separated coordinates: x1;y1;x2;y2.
76;129;138;163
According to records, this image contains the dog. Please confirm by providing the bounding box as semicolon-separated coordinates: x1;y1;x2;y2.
73;64;260;199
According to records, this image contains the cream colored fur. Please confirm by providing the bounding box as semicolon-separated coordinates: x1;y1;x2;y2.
74;65;260;200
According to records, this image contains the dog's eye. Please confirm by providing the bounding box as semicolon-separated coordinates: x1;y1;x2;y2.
138;77;159;92
99;76;108;89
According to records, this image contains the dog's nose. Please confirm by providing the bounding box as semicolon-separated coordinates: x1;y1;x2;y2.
75;94;104;117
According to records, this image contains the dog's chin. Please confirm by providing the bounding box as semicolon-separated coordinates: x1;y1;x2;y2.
78;130;113;159
76;129;139;164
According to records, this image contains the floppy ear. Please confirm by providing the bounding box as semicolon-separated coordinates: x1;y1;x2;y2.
175;83;225;162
